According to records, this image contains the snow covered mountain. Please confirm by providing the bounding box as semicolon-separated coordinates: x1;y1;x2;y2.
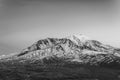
1;34;118;66
19;34;114;55
0;34;120;80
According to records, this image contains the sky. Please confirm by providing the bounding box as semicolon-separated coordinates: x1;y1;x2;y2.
0;0;120;55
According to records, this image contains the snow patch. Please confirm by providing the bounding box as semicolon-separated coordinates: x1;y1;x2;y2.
67;34;90;45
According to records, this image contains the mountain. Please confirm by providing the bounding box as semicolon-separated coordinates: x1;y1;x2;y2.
15;34;120;65
0;34;120;80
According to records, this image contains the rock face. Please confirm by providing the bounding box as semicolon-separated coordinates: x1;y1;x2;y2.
14;34;120;66
0;34;120;80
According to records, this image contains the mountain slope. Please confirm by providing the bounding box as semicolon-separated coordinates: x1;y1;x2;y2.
0;34;120;80
14;34;120;65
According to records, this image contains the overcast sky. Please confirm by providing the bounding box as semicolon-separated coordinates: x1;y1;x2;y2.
0;0;120;55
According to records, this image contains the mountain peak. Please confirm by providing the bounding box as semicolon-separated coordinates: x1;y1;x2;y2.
67;34;90;45
73;34;90;41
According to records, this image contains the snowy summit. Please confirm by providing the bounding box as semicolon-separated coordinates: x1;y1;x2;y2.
67;34;90;45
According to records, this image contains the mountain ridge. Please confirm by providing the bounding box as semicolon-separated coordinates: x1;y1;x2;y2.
1;34;119;66
0;34;120;80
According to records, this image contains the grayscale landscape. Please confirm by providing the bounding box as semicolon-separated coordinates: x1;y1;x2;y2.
0;0;120;80
0;35;120;80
